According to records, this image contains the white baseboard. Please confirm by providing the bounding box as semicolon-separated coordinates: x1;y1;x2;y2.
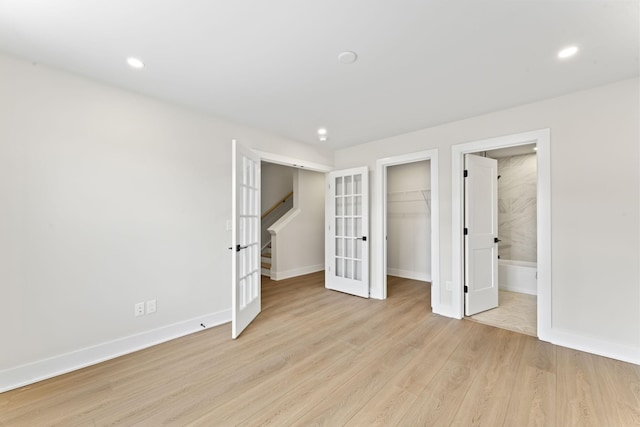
546;328;640;366
387;268;431;282
500;283;537;296
271;264;324;281
0;309;231;394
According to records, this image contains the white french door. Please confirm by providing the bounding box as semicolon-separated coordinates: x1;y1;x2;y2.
231;140;261;338
325;167;369;298
464;154;499;316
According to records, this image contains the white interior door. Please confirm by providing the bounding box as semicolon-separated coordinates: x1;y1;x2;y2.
325;167;369;298
231;140;261;338
464;154;499;316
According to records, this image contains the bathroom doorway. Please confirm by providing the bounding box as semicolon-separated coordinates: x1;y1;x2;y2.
466;144;538;336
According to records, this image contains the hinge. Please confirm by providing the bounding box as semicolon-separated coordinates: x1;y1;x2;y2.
464;285;469;293
464;227;468;235
464;170;468;178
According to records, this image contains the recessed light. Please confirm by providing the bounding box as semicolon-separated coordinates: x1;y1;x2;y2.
127;57;145;69
533;147;538;151
557;46;578;59
317;128;328;136
337;51;358;64
319;135;328;142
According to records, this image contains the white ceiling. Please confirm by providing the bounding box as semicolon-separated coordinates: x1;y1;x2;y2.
0;1;637;149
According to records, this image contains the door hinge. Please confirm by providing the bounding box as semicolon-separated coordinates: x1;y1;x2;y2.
464;170;468;178
464;227;468;235
464;285;469;293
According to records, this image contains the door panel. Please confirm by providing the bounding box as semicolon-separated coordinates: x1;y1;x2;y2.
326;167;369;298
232;140;261;338
464;154;498;316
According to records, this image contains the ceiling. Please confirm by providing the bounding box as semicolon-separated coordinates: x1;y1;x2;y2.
0;1;637;149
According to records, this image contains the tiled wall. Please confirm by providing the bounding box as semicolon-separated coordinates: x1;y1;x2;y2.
497;153;537;262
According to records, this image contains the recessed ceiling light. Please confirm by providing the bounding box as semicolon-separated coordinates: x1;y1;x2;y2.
557;46;578;59
319;135;328;142
337;51;358;64
127;57;145;69
317;128;328;136
533;146;538;151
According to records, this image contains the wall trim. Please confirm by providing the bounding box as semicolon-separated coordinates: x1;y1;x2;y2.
253;149;333;173
500;284;536;296
0;309;231;394
387;268;432;283
548;329;640;366
271;264;324;281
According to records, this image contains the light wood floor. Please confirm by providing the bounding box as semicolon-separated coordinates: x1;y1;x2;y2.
469;290;537;337
1;272;639;426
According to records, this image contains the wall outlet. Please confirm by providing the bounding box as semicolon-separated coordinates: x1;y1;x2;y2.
146;299;157;314
225;220;232;231
134;302;145;317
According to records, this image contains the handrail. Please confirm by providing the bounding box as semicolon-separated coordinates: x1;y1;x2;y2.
261;191;294;220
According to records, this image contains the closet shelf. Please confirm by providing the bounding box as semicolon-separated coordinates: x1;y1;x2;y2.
387;189;431;211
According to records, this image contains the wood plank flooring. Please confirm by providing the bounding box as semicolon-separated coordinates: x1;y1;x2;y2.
1;272;639;426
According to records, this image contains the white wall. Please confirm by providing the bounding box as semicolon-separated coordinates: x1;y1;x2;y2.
0;53;333;390
334;78;640;362
261;162;294;214
386;161;431;281
269;169;325;280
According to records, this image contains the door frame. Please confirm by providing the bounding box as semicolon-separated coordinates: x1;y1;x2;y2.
451;129;551;341
375;149;440;302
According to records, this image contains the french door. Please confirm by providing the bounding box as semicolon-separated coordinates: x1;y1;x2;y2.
231;140;261;338
325;167;369;298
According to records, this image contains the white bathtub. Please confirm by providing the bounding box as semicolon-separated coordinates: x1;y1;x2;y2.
499;259;537;295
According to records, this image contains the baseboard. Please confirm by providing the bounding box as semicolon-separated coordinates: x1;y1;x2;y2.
546;328;640;365
0;309;231;394
500;283;537;296
271;264;324;281
387;268;431;282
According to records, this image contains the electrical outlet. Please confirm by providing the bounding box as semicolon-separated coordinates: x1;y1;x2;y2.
146;299;157;314
134;302;145;317
225;220;232;231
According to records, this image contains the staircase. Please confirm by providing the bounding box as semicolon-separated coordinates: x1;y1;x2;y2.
261;191;294;279
261;243;272;277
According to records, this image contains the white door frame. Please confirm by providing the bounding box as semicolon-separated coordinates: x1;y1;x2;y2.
375;149;440;303
252;150;333;173
451;129;551;341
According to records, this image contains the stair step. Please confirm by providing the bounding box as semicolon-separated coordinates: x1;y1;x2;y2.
261;262;271;269
261;252;272;258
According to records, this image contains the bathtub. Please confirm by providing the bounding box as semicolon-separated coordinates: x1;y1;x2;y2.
499;259;537;295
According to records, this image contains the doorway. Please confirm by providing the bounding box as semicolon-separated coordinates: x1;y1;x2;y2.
451;129;551;341
375;149;440;305
464;145;538;336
